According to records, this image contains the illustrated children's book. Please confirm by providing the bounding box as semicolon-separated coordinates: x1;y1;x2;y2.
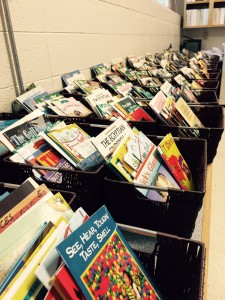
51;264;85;300
56;205;162;300
157;132;195;191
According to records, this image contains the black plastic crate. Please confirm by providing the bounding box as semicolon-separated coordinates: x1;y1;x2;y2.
120;224;205;300
89;117;157;136
195;90;218;104
187;79;220;91
155;105;224;164
0;121;111;215
103;136;207;238
1;158;106;216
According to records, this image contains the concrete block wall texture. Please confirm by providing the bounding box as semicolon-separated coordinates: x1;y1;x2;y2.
0;0;181;112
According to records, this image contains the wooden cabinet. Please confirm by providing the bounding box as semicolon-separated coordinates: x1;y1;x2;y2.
183;0;225;28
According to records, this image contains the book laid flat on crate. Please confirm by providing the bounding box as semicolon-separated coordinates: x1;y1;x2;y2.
56;205;162;300
157;133;194;191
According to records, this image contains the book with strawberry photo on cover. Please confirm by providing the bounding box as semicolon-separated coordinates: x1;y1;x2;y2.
56;205;162;300
157;132;195;191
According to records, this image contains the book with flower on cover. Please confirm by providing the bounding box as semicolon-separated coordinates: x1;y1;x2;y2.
157;132;195;191
56;205;162;300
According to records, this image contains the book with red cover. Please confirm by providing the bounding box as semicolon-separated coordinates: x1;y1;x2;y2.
128;106;154;122
44;286;62;300
52;265;85;300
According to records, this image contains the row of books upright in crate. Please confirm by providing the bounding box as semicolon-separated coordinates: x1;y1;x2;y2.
0;48;223;299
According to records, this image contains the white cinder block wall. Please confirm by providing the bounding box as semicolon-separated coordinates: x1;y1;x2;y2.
0;0;181;112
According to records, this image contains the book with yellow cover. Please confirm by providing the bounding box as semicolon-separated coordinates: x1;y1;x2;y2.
1;217;68;300
157;133;194;191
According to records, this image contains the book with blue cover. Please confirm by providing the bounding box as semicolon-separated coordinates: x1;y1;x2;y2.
56;205;161;299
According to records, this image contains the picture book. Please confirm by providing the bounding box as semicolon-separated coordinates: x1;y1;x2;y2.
107;129;156;183
0;177;39;218
1;218;69;300
43;158;74;183
23;91;48;111
91;63;111;75
74;80;99;95
0;191;74;285
15;136;51;177
61;69;85;86
113;96;153;122
16;86;46;112
52;97;92;117
85;88;113;116
56;205;161;300
2;114;52;150
175;97;204;130
36;148;62;167
132;86;153;99
92;118;133;159
35;207;88;290
125;135;180;202
0;109;45;151
157;133;195;191
0;222;53;294
51;265;85;300
0;184;50;234
46;123;90;163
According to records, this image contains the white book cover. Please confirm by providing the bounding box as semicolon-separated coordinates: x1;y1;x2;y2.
92;118;132;159
16;86;45;110
35;207;88;290
53;97;92;117
85;89;113;115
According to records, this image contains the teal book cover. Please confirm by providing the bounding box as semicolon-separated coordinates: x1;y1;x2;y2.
57;205;161;300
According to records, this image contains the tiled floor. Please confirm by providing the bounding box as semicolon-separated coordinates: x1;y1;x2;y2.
206;114;225;299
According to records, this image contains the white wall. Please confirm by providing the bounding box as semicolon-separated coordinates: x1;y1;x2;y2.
0;0;181;112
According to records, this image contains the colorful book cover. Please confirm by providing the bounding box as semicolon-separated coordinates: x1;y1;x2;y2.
52;265;85;300
157;133;195;191
108;129;155;183
36;148;62;167
56;205;161;300
129;107;154;122
134;144;181;202
43;158;74;183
